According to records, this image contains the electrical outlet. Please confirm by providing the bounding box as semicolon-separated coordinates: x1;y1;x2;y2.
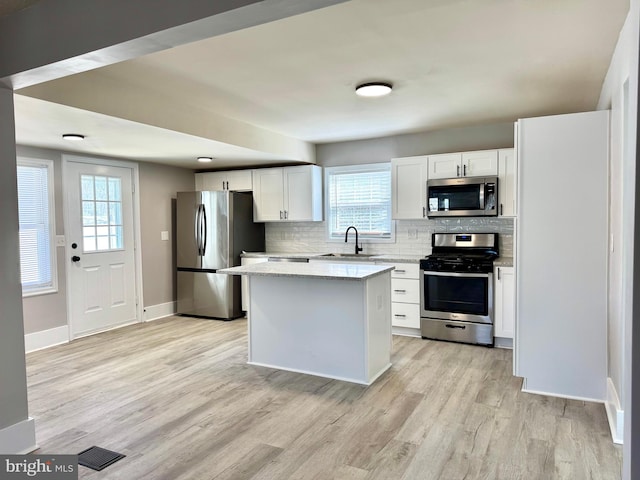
55;235;65;247
161;231;169;241
408;228;418;239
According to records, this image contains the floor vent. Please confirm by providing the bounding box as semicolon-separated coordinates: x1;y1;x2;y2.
78;446;126;471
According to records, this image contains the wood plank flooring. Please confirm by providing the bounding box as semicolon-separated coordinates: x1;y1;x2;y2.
26;316;622;479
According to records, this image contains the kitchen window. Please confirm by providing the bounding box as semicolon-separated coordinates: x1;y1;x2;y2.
325;163;395;242
17;158;57;296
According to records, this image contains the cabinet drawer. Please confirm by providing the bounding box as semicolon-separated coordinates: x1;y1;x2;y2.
391;278;420;303
392;302;420;328
388;263;419;279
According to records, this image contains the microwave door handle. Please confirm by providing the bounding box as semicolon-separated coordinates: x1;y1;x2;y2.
479;185;485;209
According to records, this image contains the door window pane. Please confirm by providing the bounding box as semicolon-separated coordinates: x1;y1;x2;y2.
80;175;124;252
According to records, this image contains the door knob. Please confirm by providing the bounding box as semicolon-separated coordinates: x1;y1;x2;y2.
71;255;81;262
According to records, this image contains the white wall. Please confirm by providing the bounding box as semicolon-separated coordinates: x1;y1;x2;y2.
597;3;639;453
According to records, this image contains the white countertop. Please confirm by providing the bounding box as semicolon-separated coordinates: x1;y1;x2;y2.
219;261;394;280
242;251;422;264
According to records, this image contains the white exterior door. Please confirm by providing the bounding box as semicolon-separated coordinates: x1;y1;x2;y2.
65;160;138;337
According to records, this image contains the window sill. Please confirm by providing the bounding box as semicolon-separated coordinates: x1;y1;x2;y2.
22;287;59;298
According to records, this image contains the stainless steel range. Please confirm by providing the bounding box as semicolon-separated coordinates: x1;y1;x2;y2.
419;233;498;346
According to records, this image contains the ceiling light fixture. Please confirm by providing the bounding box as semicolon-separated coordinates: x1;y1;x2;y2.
197;156;213;163
355;82;393;97
62;133;85;141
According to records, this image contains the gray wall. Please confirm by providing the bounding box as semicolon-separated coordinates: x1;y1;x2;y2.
17;147;195;335
17;146;68;335
139;162;194;308
0;88;29;432
316;122;514;166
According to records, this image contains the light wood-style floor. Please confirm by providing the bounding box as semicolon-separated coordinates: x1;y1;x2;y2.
26;316;622;479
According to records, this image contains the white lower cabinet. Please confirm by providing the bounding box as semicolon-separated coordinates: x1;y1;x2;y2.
391;302;420;329
494;266;515;339
385;262;420;330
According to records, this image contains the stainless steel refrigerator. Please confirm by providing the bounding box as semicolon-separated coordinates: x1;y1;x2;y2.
176;191;264;319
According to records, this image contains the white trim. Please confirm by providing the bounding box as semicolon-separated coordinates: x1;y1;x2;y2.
16;157;58;297
247;361;392;386
324;163;396;244
494;337;513;349
392;326;421;338
24;325;69;353
144;301;177;321
61;154;144;340
521;378;605;403
606;377;624;444
0;417;37;454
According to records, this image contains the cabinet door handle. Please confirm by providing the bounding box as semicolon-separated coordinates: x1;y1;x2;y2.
463;164;467;176
500;204;503;216
284;210;288;219
280;211;283;220
456;165;460;177
423;206;426;217
497;267;501;280
395;269;406;274
394;314;407;318
394;289;407;293
226;181;229;190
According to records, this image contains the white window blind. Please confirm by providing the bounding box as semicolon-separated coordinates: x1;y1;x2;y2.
17;159;57;296
326;164;394;241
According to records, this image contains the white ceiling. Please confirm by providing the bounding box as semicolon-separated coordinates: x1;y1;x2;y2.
15;0;629;169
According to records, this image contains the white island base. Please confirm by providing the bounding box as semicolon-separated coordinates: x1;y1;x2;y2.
221;262;393;386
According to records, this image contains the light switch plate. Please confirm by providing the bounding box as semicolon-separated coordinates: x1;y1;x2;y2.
56;235;65;247
161;231;169;241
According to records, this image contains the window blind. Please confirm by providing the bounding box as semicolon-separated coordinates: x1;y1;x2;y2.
17;162;54;293
326;164;392;240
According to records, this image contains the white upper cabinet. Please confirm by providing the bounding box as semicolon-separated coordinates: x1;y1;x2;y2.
428;150;498;179
427;153;462;179
498;148;517;217
195;170;253;191
252;168;285;221
462;150;499;177
391;156;429;219
253;165;322;222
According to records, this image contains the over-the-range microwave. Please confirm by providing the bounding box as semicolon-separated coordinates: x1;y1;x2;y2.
427;176;498;217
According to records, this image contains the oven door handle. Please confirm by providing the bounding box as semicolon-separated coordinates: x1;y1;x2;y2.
421;270;491;279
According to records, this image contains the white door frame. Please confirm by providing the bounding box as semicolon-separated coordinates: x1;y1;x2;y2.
62;154;144;340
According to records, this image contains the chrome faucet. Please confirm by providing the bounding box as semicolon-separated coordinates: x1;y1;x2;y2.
344;226;363;255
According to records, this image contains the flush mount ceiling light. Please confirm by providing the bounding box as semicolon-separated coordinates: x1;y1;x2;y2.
355;82;393;97
197;156;213;163
62;133;85;141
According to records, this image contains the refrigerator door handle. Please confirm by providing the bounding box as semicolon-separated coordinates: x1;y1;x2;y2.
195;204;202;256
201;204;208;256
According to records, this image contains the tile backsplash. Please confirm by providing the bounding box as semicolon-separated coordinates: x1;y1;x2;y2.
265;217;514;258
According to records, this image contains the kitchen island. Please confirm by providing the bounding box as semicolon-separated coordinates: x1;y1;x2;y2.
219;262;394;385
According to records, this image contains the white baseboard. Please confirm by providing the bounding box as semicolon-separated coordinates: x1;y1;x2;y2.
521;378;605;403
494;337;513;349
392;326;421;338
605;377;624;444
143;301;176;322
0;417;37;454
24;325;69;353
